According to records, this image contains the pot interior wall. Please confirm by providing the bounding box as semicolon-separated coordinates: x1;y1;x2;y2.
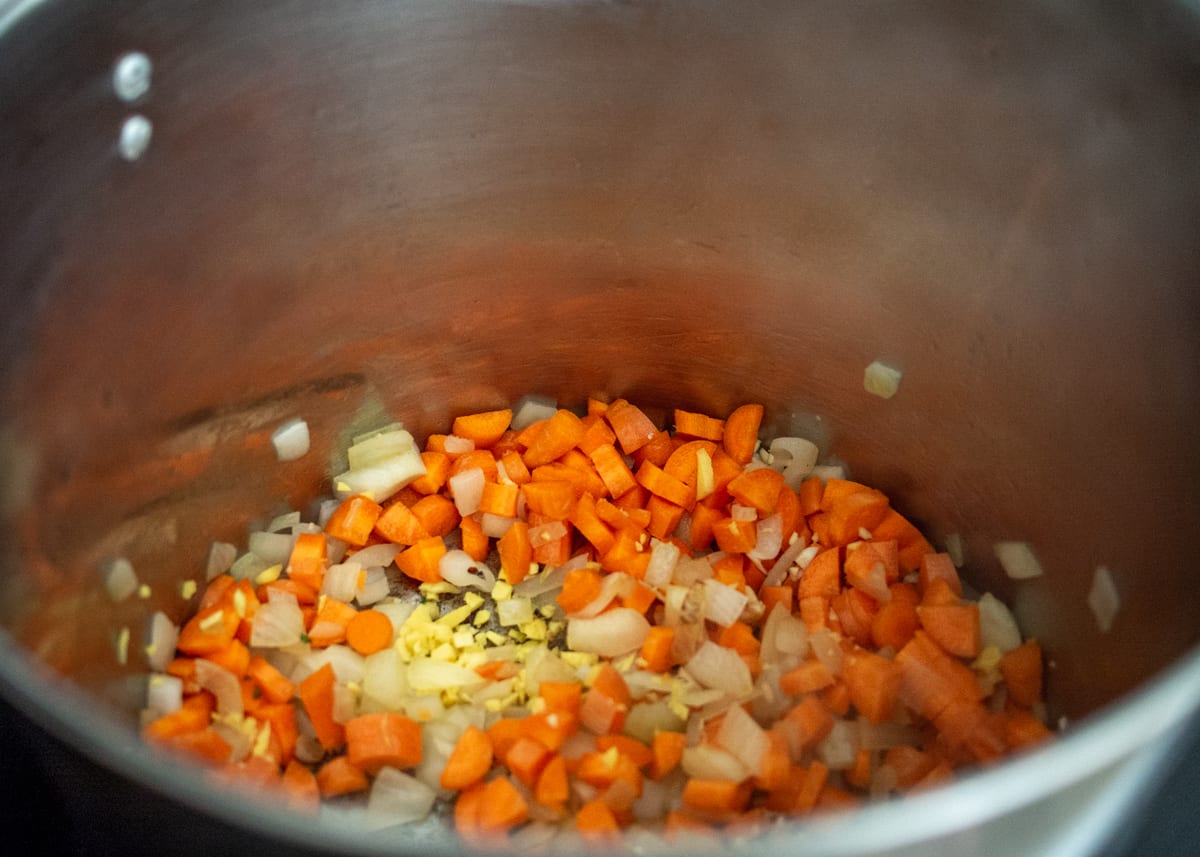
2;0;1199;748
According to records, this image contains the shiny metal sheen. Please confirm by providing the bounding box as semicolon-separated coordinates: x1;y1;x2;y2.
1;1;1198;855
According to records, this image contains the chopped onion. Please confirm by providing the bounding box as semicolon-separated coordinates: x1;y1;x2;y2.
366;767;436;828
371;599;417;633
864;359;903;399
817;719;859;769
760;603;809;667
266;510;301;533
480;513;516;538
716;702;768;775
944;532;966;567
1088;565;1120;633
768;436;819;489
250;598;306;648
144;611;179;672
685;641;753;698
810;463;847;483
195;659;243;716
229;551;271;582
438;550;495;591
300;645;365;685
407;657;486;693
104;558;138;602
579;685;623;734
702;578;748;628
523;646;577;695
511;394;558;430
361;648;406;711
978;592;1022;653
351;543;401;568
672;555;714;586
670;621;708;665
681;744;750;781
335;427;426;503
206;541;237;581
762;534;808;588
528;519;568;549
513;562;573;598
271;417;310;461
448;467;485;516
571;572;635;618
730;503;757;522
747;513;783;561
566;609;650;657
322;561;363;603
994;541;1044;580
442;434;475;455
624;702;685;745
847;548;891;603
332;682;357;724
809;628;845;676
644;540;681;589
356;567;390;606
145;673;183;717
497;597;534;627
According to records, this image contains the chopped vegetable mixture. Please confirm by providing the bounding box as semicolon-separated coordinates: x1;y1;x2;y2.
141;398;1051;844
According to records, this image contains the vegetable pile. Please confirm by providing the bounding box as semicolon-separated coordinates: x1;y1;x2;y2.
141;398;1051;845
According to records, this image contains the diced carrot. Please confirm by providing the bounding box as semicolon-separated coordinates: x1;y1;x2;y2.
536;455;606;498
345;609;394;656
871;509;934;573
298;663;344;751
846;748;873;790
683;778;753;815
605;399;660;455
458;513;489;562
504;736;553;789
395;535;447;584
781;695;834;754
578;415;617;455
1004;709;1054;750
843;650;902;724
588;443;638;498
257;702;298;765
721;404;763;465
621;581;658;615
798;475;825;516
246;655;296;705
307;597;357;647
454;783;485;841
569;491;617;555
325;495;384;547
576;749;642;794
535;752;570;808
754;729;792;792
797;548;841;599
499;449;531;484
256;577;319;606
282;532;329;593
645;495;685;540
409;450;451;495
780;659;836;695
825;487;891;547
712;517;756;554
919;552;963;597
775;484;803;545
832;589;878;648
872;598;921;651
345;712;422;774
674;408;725;441
523;408;586;468
316;756;369;797
452;408;513;448
449;449;499;485
497;520;533;584
557;566;603;614
373;500;431;546
476;775;529;832
662;439;719;487
474;480;518;518
539;681;583;715
205;639;250;678
522;710;578;752
727;467;785;516
635;461;694;509
921;576;961;608
918;603;981;659
521;479;578;519
156;728;233;765
716;621;759;657
760;585;794;617
281;759;320;813
177;605;239;657
884;746;939;788
591;663;632;708
1000;639;1044;707
576;798;621;839
821;680;853;717
595;734;654;769
845;541;891;600
649;730;687;781
142;701;211;741
895;631;984;721
799;595;830;632
485;717;526;760
409;494;459;538
434;724;492;791
688;502;722;553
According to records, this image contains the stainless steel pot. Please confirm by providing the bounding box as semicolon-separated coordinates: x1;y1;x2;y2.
2;1;1198;855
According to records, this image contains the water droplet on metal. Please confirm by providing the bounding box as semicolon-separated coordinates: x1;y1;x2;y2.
112;52;152;102
118;114;153;161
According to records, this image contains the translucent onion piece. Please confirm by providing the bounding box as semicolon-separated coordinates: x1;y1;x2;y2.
672;555;714;586
1088;565;1120;633
702;578;748;628
438;550;495;591
529;519;568;548
210;719;251;763
271;418;310;462
864;360;903;399
511;394;558;430
356;567;391;606
322;561;363;603
448;467;485;516
206;541;237;581
104;558;138;602
572;572;635;619
407;657;487;693
730;503;757;522
513;562;573;599
266;510;302;533
810;464;847;483
684;641;753;698
809;628;845;676
336;427;426;503
978;592;1022;653
497;597;534;627
443;435;475;455
579;687;623;735
195;659;243;716
762;534;808;588
817;719;859;770
144;611;180;672
681;744;750;781
715;702;768;776
624;702;685;745
145;673;183;717
994;541;1044;580
670;621;707;665
644;540;681;589
566;609;651;657
250;599;306;648
301;645;365;685
523;646;577;695
480;513;516;538
747;513;783;561
768;436;819;489
371;600;417;633
361;648;406;711
351;543;401;569
229;551;271;582
366;767;437;828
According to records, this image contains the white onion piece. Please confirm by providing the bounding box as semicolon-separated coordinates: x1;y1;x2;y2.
817;720;859;770
210;720;250;763
206;541;237;581
673;555;714;586
524;646;577;695
762;534;809;588
566;609;650;657
497;597;534;627
978;592;1022;653
1088;565;1120;633
350;543;401;569
511;394;558;430
529;520;568;548
633;774;676;822
362;648;406;711
144;611;180;672
356;566;391;606
371;599;417;632
195;659;243;716
146;674;183;717
571;572;635;619
685;641;753;698
994;541;1044;580
810;464;847;483
443;434;475;456
300;645;365;684
438;550;495;591
250;599;306;648
366;767;436;828
336;427;426;503
104;558;138;602
944;532;966;567
322;561;363;603
644;540;681;589
407;657;486;693
864;360;903;399
760;603;809;667
847;549;891;603
810;628;845;676
681;744;750;782
730;503;757;522
716;702;769;776
703;578;748;628
480;513;516;538
293;709;325;764
229;551;271;582
448;467;485;516
267;511;302;533
624;702;685;745
332;682;358;725
271;418;310;461
513;562;573;598
769;436;820;489
747;513;783;561
670;622;708;665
